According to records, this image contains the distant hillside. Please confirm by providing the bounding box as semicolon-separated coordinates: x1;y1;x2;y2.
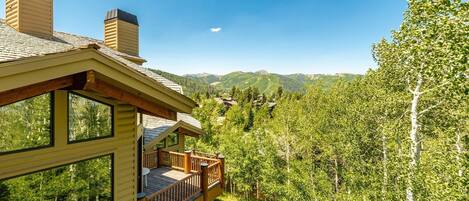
185;71;361;95
147;69;216;96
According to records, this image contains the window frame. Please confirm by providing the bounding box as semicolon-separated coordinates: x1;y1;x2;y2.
0;153;114;200
67;91;115;144
0;92;55;156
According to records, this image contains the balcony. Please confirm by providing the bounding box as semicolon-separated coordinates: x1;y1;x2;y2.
142;150;224;201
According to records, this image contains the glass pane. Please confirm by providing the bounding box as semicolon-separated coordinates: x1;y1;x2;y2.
0;155;112;200
0;93;52;153
167;133;178;147
155;139;166;149
69;93;113;142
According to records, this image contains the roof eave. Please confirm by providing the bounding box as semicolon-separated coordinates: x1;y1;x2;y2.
0;47;197;113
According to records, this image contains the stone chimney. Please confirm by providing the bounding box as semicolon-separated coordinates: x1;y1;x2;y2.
104;9;140;57
5;0;54;39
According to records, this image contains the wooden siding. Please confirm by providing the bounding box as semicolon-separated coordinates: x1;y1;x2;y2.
117;20;139;56
0;90;138;201
104;19;119;51
5;0;19;30
104;19;139;56
5;0;53;38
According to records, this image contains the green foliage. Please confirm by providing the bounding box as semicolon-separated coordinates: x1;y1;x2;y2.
187;1;468;200
0;156;112;201
0;93;51;153
68;93;112;141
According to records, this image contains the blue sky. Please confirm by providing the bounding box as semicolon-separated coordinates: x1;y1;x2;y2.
0;0;407;75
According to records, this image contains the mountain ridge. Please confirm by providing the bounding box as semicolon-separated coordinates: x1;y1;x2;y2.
149;69;361;96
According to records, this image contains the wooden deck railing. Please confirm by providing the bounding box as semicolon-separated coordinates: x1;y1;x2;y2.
146;172;201;201
143;150;225;201
144;151;158;169
207;161;221;187
190;155;219;173
192;150;218;159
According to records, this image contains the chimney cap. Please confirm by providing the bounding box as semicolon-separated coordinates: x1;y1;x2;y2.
105;9;139;26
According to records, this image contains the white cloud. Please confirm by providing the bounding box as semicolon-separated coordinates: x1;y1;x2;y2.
210;27;222;33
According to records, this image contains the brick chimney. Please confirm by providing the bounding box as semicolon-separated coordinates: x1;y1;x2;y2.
104;9;140;57
5;0;54;39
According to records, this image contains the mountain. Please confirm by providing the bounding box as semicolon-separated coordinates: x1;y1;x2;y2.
149;68;361;96
185;71;361;95
147;69;216;96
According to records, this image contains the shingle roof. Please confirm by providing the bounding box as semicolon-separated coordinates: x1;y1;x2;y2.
143;113;202;145
0;20;183;94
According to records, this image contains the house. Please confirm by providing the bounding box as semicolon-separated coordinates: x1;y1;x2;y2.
214;97;238;108
0;1;223;201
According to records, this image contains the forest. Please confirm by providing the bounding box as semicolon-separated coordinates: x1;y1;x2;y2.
187;1;468;200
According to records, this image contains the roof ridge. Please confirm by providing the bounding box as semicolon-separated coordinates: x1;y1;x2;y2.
54;31;104;44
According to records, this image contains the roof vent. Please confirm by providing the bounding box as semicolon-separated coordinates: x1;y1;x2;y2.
104;9;140;57
5;0;53;39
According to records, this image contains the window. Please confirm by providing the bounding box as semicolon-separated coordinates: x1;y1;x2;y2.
0;155;113;200
68;92;113;142
167;133;178;147
155;139;166;149
0;93;52;154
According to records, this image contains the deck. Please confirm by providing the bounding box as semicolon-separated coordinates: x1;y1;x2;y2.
142;150;224;201
144;167;190;195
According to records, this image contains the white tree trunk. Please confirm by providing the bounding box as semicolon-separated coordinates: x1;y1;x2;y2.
455;130;463;177
406;74;423;201
334;157;339;193
382;131;388;200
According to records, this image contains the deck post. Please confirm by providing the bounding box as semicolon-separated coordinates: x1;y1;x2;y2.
200;162;209;201
156;148;162;168
184;150;192;174
218;154;225;189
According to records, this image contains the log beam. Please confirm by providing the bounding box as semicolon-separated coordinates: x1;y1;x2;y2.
0;76;74;106
82;71;177;120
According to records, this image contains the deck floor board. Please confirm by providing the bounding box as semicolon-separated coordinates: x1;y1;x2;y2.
144;167;190;196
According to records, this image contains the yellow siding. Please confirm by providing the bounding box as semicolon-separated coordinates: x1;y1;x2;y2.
5;0;19;30
0;90;138;201
117;20;139;56
104;19;139;56
104;19;119;51
5;0;53;38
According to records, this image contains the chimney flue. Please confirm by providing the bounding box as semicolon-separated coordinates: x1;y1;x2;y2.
5;0;53;39
104;9;140;57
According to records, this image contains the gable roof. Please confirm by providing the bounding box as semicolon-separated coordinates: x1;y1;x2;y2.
143;113;203;150
0;20;183;94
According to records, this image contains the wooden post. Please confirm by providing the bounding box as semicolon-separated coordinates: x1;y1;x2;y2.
156;148;162;168
218;154;225;189
184;150;192;174
200;162;209;201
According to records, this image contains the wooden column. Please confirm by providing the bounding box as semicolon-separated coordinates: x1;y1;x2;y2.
218;154;225;189
200;162;209;201
156;148;162;168
184;150;192;174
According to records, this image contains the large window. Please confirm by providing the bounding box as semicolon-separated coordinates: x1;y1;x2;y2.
68;92;113;143
167;133;178;147
0;93;52;154
0;154;113;200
